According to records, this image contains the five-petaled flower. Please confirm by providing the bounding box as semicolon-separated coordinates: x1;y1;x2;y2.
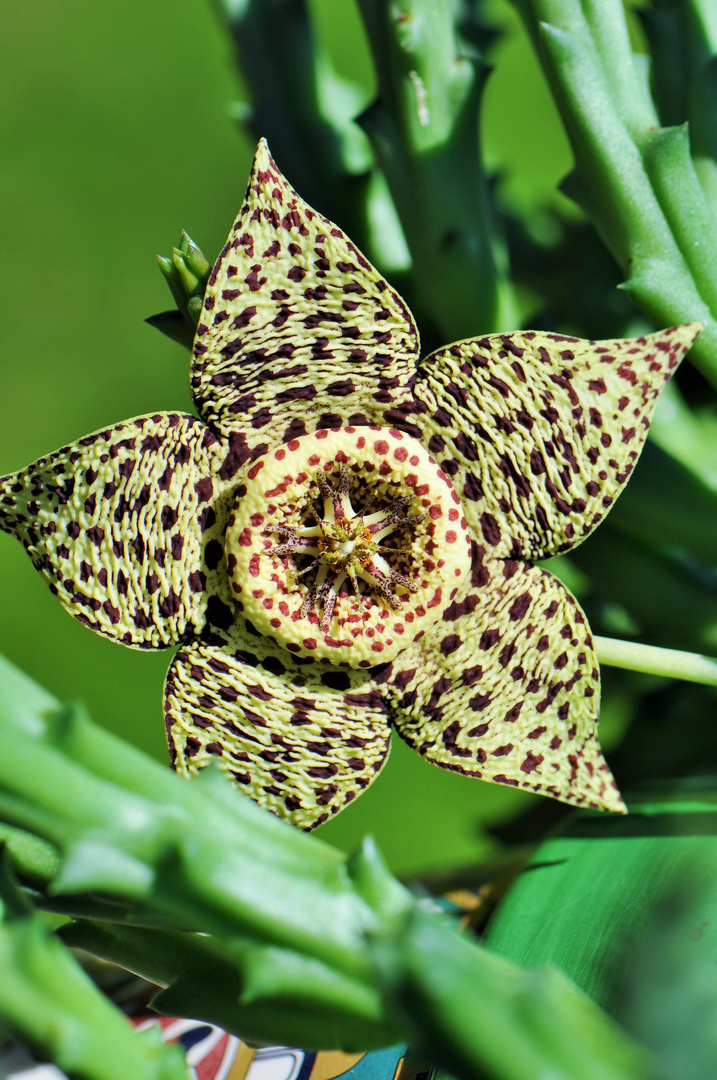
0;141;700;828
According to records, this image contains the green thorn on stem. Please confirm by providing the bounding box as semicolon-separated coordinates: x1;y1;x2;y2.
595;636;717;686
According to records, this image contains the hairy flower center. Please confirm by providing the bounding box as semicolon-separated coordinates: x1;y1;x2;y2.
269;465;428;631
319;516;374;567
224;427;472;667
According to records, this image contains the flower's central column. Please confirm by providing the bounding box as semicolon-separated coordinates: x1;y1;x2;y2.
224;427;472;667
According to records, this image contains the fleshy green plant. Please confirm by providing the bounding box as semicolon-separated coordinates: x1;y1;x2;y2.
3;0;717;1078
0;654;654;1080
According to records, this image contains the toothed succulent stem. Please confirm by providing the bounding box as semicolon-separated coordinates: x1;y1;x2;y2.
638;0;717;218
0;855;190;1080
355;0;518;346
209;0;409;275
0;660;651;1076
511;0;717;387
0;717;378;981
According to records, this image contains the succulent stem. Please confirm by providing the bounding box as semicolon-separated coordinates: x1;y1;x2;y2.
595;635;717;686
209;0;409;275
512;0;717;386
356;0;518;346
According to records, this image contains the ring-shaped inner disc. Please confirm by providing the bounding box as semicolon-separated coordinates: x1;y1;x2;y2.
225;426;472;667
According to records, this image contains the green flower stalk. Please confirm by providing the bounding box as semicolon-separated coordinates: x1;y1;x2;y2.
511;0;717;387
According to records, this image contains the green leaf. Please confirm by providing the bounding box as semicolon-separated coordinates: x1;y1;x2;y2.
372;906;651;1080
484;794;717;1021
616;863;717;1080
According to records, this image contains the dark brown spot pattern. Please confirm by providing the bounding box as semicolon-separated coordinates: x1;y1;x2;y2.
0;139;699;824
164;619;391;829
191;140;420;452
377;544;622;812
397;327;701;560
0;413;230;647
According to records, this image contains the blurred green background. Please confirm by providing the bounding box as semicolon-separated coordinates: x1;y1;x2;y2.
0;0;679;875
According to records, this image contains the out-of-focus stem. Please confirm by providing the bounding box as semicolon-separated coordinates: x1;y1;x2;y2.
356;0;518;348
595;636;717;686
59;918;398;1052
0;858;189;1080
0;657;657;1076
209;0;408;275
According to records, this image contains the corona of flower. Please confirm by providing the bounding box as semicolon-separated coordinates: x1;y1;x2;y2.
0;141;700;828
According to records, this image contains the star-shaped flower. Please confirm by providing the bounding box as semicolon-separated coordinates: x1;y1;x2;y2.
0;142;700;829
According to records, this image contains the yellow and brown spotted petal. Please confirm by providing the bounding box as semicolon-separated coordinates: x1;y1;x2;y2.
376;542;623;813
191;140;419;470
164;620;392;829
0;413;230;648
390;325;701;560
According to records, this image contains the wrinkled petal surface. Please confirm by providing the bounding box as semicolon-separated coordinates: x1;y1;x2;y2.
192;140;420;471
0;413;229;648
164;619;392;829
377;542;623;812
390;326;700;559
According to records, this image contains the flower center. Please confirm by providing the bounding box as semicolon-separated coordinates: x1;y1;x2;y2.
224;427;472;667
270;465;429;628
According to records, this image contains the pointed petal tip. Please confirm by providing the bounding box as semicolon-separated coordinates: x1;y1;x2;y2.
601;784;627;815
680;321;704;347
533;768;626;816
554;777;625;816
657;321;704;351
252;137;273;169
